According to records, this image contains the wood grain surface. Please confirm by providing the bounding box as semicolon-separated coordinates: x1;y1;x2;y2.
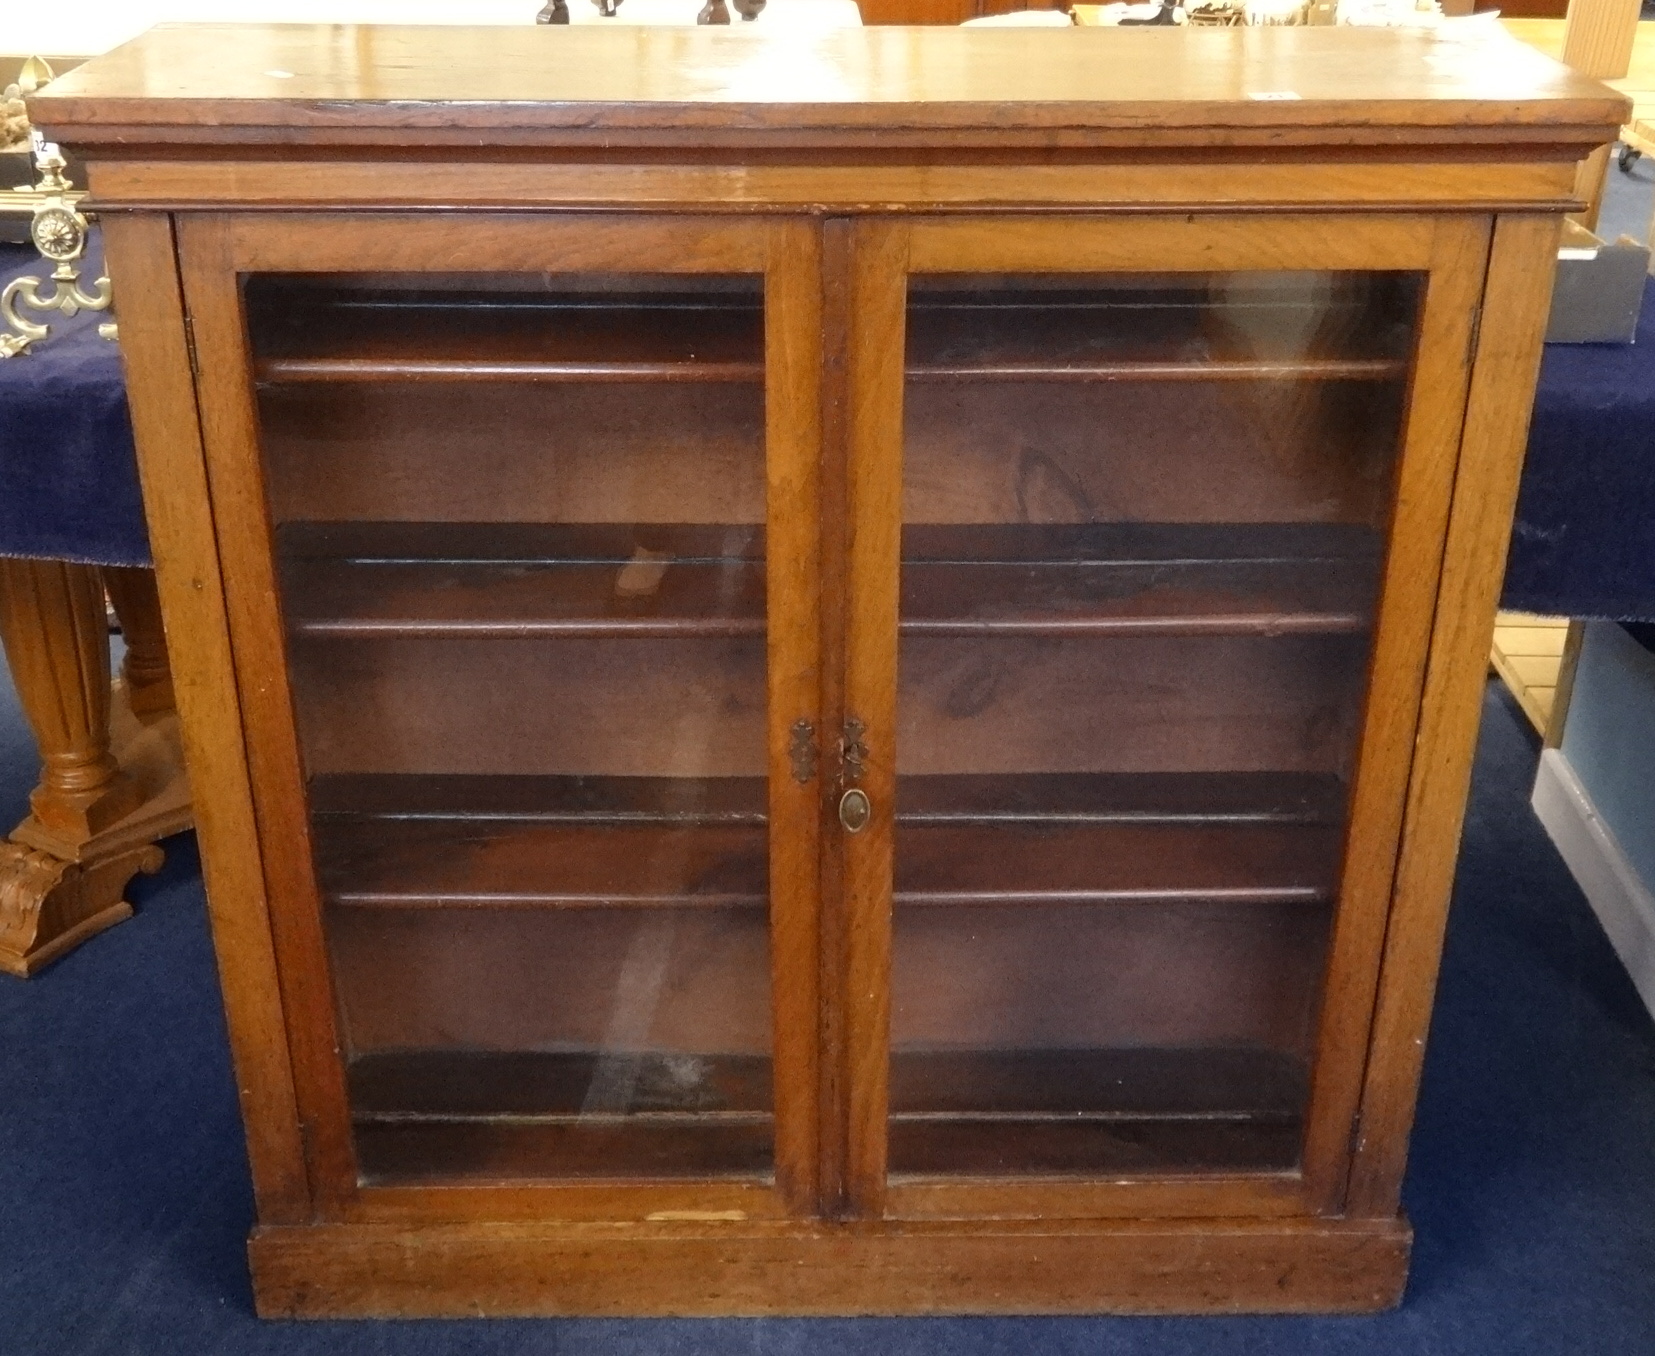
31;26;1625;149
247;1214;1412;1317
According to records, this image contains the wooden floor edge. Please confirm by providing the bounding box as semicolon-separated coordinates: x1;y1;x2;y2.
248;1216;1412;1318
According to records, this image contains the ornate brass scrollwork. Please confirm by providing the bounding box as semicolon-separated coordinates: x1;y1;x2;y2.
1;73;117;360
1;185;114;358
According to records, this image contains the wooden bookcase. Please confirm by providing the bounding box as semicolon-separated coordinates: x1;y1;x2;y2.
31;23;1625;1319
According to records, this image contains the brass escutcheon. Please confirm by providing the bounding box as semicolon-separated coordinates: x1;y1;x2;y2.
838;788;871;834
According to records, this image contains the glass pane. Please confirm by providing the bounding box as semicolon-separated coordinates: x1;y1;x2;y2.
244;272;772;1184
891;271;1422;1179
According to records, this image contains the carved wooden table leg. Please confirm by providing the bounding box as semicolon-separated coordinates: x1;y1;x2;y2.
0;557;192;977
105;565;175;716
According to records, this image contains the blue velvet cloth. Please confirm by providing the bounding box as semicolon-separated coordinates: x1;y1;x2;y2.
0;235;149;566
1503;276;1655;620
1;237;1653;607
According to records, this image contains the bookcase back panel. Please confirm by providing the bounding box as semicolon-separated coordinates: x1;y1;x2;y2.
289;635;768;777
891;900;1328;1051
259;382;765;526
904;380;1403;528
897;632;1367;777
331;906;772;1054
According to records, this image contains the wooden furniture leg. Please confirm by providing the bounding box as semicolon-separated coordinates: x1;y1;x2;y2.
0;557;192;977
105;564;176;715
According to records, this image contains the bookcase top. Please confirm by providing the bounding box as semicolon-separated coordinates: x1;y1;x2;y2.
31;23;1628;154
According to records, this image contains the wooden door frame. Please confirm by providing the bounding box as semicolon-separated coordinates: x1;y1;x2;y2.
1343;213;1563;1218
101;212;315;1228
838;210;1497;1223
173;210;826;1223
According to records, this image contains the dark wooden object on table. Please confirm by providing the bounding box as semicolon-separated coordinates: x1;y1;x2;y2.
0;559;191;976
31;22;1626;1318
858;0;1069;24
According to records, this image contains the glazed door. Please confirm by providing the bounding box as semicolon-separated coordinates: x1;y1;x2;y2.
834;214;1492;1221
177;214;824;1221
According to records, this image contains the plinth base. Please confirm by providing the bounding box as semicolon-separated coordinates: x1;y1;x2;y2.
248;1214;1412;1318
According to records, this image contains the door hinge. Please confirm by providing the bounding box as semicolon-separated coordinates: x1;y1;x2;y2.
182;311;200;377
788;719;818;784
840;716;868;785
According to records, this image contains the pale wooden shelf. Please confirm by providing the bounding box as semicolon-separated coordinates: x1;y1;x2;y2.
1491;611;1570;733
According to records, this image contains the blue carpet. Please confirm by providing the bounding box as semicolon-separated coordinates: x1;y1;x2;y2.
1;671;1652;1353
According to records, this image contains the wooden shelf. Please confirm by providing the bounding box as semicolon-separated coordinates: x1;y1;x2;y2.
249;283;1413;388
315;817;768;911
279;523;766;639
278;521;1380;640
889;1047;1307;1177
896;820;1338;907
349;1050;773;1184
249;289;765;384
310;771;1342;910
891;1046;1306;1118
344;1046;1303;1183
352;1049;773;1119
903;523;1381;637
906;289;1413;384
310;771;769;824
910;359;1406;384
900;770;1342;825
355;1120;774;1184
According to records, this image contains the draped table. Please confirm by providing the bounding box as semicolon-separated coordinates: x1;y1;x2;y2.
0;236;188;976
1504;277;1655;621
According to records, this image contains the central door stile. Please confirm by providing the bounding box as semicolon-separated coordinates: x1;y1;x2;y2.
816;217;854;1219
839;218;911;1220
765;217;828;1218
